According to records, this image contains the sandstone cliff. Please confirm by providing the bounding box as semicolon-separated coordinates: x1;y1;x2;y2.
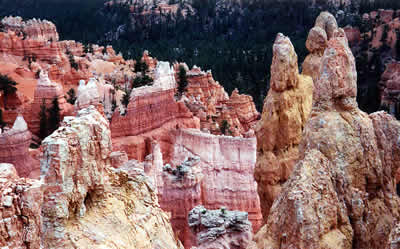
254;33;313;221
253;14;400;249
159;128;262;248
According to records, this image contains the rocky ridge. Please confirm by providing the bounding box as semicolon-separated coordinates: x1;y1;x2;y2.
253;12;400;249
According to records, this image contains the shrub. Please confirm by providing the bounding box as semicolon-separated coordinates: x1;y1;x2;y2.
67;88;77;104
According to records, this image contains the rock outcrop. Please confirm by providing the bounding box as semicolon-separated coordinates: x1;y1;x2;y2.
0;163;42;248
160;128;262;248
254;33;313;220
302;12;337;83
181;65;259;136
39;106;183;249
254;15;400;249
0;115;36;178
111;61;200;161
28;70;72;135
1;16;59;41
379;62;400;116
188;205;253;249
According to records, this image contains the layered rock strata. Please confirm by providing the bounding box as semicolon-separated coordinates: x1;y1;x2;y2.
253;18;400;249
0;115;36;177
188;205;253;249
160;128;262;248
111;62;200;161
254;33;313;220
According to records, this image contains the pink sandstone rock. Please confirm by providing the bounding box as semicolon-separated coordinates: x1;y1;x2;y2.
0;163;43;249
111;62;200;161
28;70;72;135
254;33;313;221
0;115;37;178
253;18;400;249
159;128;262;248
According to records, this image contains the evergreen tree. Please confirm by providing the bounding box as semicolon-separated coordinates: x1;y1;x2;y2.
39;100;48;140
177;65;188;97
47;97;61;135
220;120;230;135
396;31;400;61
121;86;131;109
67;88;77;104
0;74;17;109
0;108;5;129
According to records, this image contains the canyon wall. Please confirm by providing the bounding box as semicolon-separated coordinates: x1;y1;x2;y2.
159;128;262;248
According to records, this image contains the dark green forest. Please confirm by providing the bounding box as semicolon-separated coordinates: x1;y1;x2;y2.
1;0;400;111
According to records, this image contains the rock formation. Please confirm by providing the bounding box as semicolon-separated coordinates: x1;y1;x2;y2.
253;15;400;249
180;65;259;136
302;12;336;83
0;115;36;178
1;16;59;41
254;33;313;220
160;128;262;248
379;62;400;116
0;163;42;248
111;61;200;161
188;205;253;249
37;106;183;248
28;70;72;135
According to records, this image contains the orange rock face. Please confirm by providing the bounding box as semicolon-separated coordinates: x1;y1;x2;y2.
180;65;259;136
254;33;313;221
0;115;37;178
254;14;400;249
160;128;262;248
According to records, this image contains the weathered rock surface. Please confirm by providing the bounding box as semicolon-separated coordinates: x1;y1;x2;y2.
160;128;262;248
181;65;259;136
1;16;59;41
0;163;42;248
111;62;200;161
253;17;400;249
302;12;337;83
379;62;400;116
0;115;37;177
188;205;253;249
39;106;183;249
254;33;313;220
28;70;72;135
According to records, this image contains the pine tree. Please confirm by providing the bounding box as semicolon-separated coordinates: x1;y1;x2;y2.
177;65;188;98
0;74;17;109
67;88;77;104
0;108;6;129
47;97;61;134
121;86;131;109
39;100;48;140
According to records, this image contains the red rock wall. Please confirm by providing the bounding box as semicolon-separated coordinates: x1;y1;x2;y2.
111;89;199;161
160;128;262;248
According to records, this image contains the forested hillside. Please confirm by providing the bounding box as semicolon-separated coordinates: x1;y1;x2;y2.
1;0;400;111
